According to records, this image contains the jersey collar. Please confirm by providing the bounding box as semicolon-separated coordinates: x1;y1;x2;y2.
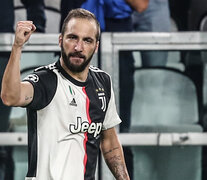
55;60;89;87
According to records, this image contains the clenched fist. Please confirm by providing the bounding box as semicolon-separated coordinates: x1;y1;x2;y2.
14;21;36;48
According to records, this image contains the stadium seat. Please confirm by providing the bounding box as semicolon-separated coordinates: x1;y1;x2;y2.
130;67;203;180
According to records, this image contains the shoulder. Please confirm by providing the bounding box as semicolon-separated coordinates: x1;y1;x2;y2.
34;62;57;72
23;62;58;98
23;62;58;110
89;65;111;82
89;66;112;95
24;62;57;84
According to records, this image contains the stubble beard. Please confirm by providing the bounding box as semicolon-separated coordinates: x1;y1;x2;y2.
61;43;95;73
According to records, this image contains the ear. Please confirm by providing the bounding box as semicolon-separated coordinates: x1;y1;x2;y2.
59;34;63;47
95;41;99;53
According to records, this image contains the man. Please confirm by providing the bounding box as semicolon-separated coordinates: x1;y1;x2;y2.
132;0;171;67
1;8;130;180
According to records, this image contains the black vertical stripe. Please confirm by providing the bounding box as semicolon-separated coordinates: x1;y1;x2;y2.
84;71;111;180
26;109;38;177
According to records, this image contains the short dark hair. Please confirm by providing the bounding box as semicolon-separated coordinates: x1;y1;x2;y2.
61;8;101;41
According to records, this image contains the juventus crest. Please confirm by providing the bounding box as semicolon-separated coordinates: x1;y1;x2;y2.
98;91;106;112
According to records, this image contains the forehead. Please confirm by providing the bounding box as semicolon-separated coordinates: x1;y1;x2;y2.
64;18;97;39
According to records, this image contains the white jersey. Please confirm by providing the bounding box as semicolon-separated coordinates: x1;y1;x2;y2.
23;61;121;180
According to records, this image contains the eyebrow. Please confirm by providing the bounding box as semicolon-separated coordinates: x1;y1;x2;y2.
65;33;95;41
65;33;77;38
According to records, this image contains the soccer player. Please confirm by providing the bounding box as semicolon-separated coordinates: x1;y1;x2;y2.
1;8;130;180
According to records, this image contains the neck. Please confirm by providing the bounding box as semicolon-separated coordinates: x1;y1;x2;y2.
60;58;89;82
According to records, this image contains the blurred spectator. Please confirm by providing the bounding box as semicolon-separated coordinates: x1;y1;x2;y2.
0;0;46;179
132;0;171;67
101;1;148;179
21;0;46;33
101;0;148;132
103;0;134;133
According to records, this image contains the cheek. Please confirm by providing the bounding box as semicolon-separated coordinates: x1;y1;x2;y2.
86;43;97;53
87;47;96;58
63;42;73;52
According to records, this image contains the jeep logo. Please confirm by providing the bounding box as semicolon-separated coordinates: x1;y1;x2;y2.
69;117;102;138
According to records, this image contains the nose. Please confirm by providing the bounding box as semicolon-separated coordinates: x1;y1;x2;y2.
74;40;83;51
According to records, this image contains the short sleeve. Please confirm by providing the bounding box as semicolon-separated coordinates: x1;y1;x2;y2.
102;80;121;130
23;69;57;110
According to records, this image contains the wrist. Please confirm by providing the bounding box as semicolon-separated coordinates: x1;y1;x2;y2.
12;43;23;50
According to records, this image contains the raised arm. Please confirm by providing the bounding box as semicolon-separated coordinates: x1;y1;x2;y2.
1;21;36;107
100;127;130;180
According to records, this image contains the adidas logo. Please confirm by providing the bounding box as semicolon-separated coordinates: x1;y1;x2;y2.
70;98;77;106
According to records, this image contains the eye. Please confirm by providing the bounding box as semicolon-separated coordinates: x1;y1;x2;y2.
67;35;77;40
84;38;93;44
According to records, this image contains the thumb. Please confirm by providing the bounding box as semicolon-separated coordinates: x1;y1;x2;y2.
24;23;36;41
31;24;36;32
